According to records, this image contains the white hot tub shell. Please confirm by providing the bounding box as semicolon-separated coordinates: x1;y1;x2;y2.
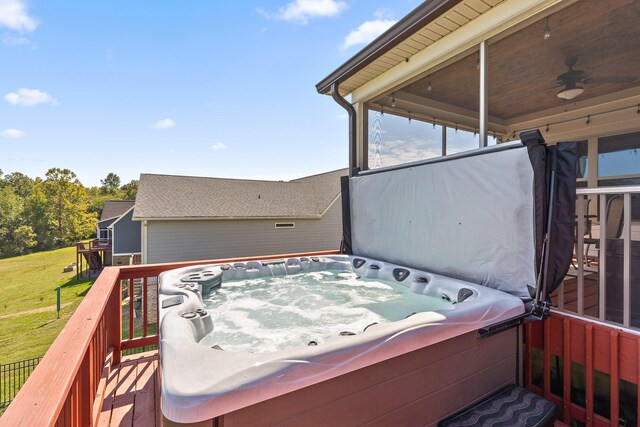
158;254;525;425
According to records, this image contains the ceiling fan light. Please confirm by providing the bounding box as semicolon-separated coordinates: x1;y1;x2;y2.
557;87;584;100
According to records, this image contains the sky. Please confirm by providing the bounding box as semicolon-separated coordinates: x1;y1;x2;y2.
0;0;426;187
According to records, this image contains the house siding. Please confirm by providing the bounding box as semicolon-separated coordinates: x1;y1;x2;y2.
145;198;342;264
113;209;142;254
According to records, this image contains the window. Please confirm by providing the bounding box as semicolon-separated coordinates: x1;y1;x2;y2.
446;127;479;155
275;222;295;229
368;110;442;169
98;228;111;242
598;131;640;177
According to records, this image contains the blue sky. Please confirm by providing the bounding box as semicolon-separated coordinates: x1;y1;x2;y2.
0;0;424;186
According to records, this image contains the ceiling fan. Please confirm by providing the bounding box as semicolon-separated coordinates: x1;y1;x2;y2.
554;57;636;100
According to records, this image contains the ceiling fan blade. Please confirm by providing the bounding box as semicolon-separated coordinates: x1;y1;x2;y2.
584;76;637;84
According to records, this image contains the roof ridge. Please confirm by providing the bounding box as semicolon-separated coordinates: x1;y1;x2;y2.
140;173;296;184
290;167;348;182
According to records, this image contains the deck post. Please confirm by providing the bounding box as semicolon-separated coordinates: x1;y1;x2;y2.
106;270;123;365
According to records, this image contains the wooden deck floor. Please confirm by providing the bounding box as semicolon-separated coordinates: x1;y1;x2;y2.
550;271;600;316
99;351;160;426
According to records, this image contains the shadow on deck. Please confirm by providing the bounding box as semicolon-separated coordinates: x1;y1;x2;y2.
99;351;160;426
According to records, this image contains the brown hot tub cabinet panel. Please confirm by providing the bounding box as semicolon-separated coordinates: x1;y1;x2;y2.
163;328;517;427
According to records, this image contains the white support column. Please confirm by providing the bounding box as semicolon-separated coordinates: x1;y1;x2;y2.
587;137;598;189
623;193;631;327
441;125;447;156
141;220;148;265
479;40;489;148
598;194;606;320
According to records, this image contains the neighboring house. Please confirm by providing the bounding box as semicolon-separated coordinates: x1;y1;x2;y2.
109;206;142;266
133;169;347;264
95;200;141;266
96;200;135;244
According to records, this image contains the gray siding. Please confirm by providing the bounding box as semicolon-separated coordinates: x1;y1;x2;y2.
146;199;342;264
113;209;142;254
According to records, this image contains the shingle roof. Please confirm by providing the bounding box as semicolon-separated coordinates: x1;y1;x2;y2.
100;200;135;221
132;168;347;220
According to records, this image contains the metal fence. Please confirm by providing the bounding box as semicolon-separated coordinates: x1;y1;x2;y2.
0;357;42;409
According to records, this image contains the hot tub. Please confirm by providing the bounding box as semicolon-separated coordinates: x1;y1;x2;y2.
158;254;525;426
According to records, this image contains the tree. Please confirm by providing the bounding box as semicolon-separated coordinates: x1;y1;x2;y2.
42;168;96;245
121;179;138;200
0;187;36;257
4;172;34;198
100;173;121;195
25;181;55;250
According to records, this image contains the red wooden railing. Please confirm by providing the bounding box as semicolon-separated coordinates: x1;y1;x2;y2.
4;248;638;426
0;250;339;426
526;310;640;427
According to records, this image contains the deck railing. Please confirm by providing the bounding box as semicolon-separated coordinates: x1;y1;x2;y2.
554;185;640;329
526;310;640;426
0;250;339;426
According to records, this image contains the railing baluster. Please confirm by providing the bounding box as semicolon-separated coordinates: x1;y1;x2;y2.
577;195;585;315
637;338;640;427
585;324;593;427
563;318;571;424
599;193;607;321
543;318;551;400
129;279;134;340
623;193;631;328
610;330;619;427
143;276;149;337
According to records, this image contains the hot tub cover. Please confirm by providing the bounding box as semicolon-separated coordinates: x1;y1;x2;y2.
342;132;576;300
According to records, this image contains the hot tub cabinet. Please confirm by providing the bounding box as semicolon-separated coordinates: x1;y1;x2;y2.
163;329;516;427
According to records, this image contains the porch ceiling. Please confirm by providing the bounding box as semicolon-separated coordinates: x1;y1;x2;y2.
323;0;506;96
398;0;640;122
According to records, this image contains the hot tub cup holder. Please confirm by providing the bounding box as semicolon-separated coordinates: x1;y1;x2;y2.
179;309;214;339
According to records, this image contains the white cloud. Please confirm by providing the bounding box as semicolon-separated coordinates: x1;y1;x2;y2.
210;142;227;151
4;88;58;106
373;8;393;19
152;118;175;129
1;128;25;138
259;0;347;24
2;33;36;47
342;18;396;50
0;0;38;32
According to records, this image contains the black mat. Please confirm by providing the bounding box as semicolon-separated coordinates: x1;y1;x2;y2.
440;385;556;427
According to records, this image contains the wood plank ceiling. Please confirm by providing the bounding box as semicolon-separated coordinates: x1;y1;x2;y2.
338;0;506;95
400;0;640;121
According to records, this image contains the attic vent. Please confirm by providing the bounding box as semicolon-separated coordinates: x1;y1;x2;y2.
275;222;295;229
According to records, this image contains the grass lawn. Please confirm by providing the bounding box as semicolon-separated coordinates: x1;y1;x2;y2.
0;245;95;364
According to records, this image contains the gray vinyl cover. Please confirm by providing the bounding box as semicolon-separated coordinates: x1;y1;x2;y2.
350;144;536;298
